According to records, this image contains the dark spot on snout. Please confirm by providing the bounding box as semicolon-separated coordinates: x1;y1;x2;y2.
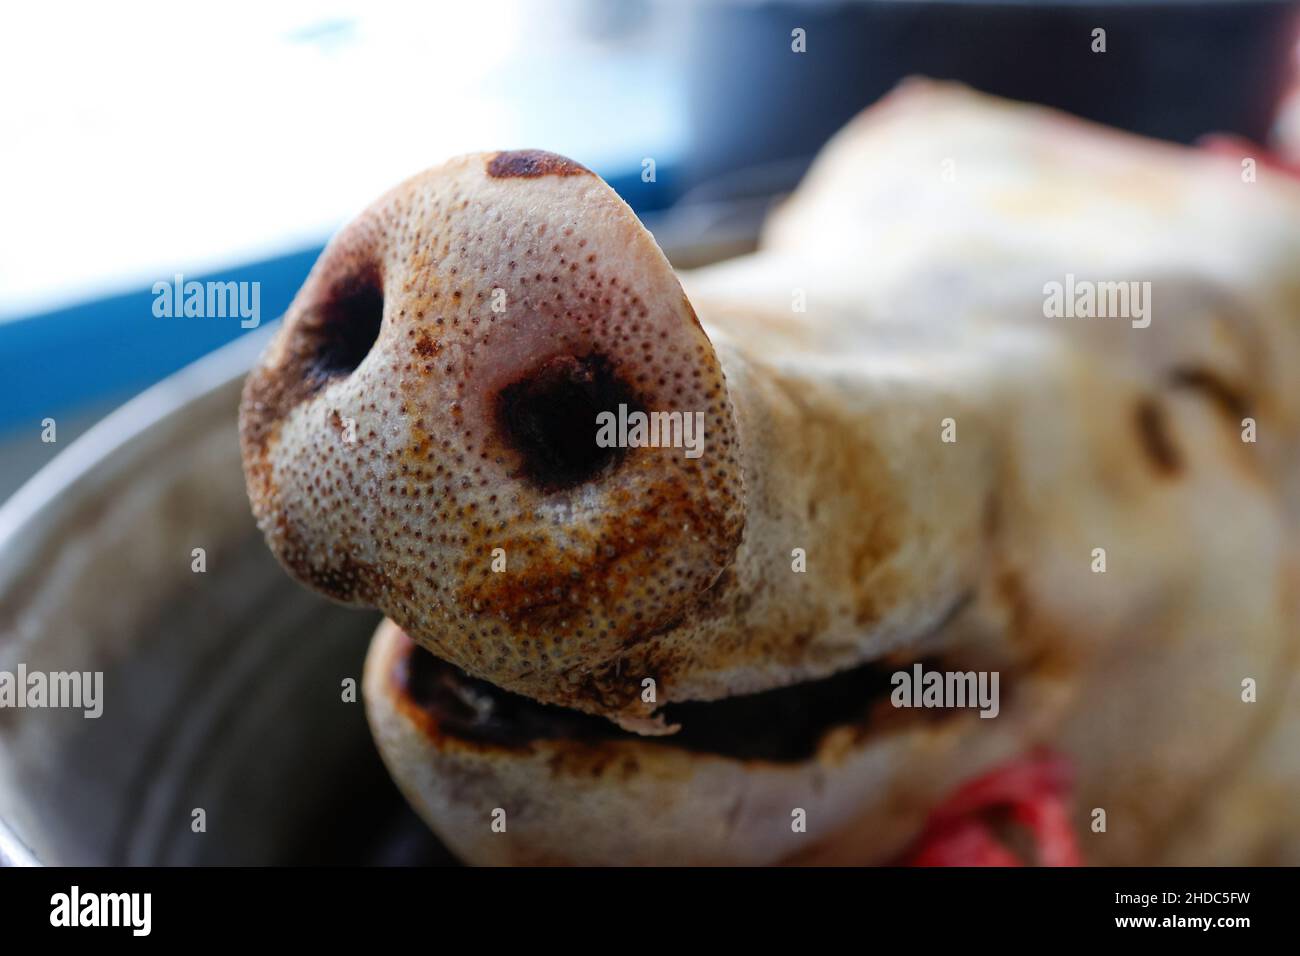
495;353;641;491
1135;397;1182;476
414;331;439;358
487;149;592;179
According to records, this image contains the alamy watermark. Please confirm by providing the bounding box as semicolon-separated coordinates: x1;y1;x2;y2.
891;663;999;718
50;886;150;936
596;404;705;459
0;665;102;718
152;273;260;328
1043;274;1151;329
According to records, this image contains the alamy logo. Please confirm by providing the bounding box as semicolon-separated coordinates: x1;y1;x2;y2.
152;273;261;328
50;886;151;936
890;664;999;718
1042;274;1151;328
0;665;102;718
596;404;705;459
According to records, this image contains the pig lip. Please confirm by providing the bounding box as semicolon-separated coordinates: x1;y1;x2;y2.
389;628;999;764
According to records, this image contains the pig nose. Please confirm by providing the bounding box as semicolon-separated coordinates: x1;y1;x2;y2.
240;150;745;724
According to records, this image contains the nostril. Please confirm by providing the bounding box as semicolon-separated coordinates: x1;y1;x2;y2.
496;353;641;491
313;266;384;379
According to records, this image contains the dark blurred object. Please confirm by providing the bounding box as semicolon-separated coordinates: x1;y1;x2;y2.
684;0;1300;182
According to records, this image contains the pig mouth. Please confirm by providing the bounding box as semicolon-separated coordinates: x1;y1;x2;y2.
385;629;1077;866
389;624;1013;764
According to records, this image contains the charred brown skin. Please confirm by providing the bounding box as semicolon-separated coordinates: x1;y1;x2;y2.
487;149;593;179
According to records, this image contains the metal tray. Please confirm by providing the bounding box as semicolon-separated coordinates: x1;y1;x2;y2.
0;330;456;865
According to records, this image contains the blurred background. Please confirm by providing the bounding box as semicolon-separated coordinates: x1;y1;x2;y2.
2;0;1300;498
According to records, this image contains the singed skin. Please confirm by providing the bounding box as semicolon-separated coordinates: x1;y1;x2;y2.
243;81;1300;865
